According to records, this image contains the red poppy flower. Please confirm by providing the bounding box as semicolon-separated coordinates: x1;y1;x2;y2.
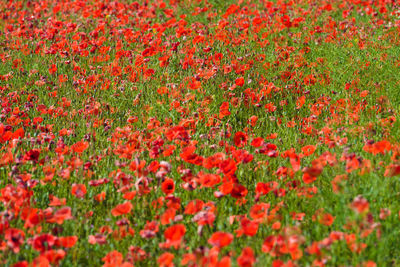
57;236;78;248
248;115;258;127
49;195;66;207
162;224;186;249
71;184;87;198
219;159;237;175
88;234;107;245
217;256;231;267
5;228;25;253
71;141;89;154
350;195;369;214
158;252;174;267
192;210;216;226
165;126;189;142
11;261;28;267
102;250;123;267
384;164;400;177
230;183;248;199
255;182;277;198
140;221;159;239
235;77;245;86
111;201;133;216
41;249;66;265
164;224;186;242
219;102;231;119
251;137;264;147
23;149;40;162
31;256;50;267
302;173;316;184
31;234;56;252
250;203;270;221
160;208;176;225
48;207;73;224
319;213;335;226
237;247;256;267
184;199;204;215
49;64;57;74
234;132;248;147
208;232;233;248
161;178;175;195
239;218;258;237
198;172;221;188
219;181;234;195
301;145;316;156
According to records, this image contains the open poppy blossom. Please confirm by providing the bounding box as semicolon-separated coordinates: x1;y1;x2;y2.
5;228;25;253
71;184;87;198
164;224;186;242
161;178;175;195
47;207;73;224
111;202;133;216
235;77;245;87
208;232;234;248
234;132;248;147
158;252;174;267
71;141;89;154
237;247;256;267
57;236;78;248
161;224;186;249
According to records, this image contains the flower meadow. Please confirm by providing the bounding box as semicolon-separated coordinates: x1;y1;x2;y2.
1;0;400;266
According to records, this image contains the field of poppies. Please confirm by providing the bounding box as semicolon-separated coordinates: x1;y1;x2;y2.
1;0;400;266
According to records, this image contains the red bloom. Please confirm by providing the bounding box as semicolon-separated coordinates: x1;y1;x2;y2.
161;178;175;195
162;224;186;249
350;195;369;214
71;184;87;198
384;164;400;177
71;141;89;154
57;236;78;248
12;261;28;267
111;201;133;216
49;64;57;74
158;252;174;267
319;213;335;226
164;224;186;242
235;77;244;86
251;137;264;147
281;15;292;28
230;183;248;199
219;159;237;175
301;145;316;156
5;228;25;253
41;249;66;265
250;203;270;221
102;250;123;267
31;234;56;252
198;172;221;188
140;221;159;239
234;132;248;147
48;207;73;224
255;182;277;198
208;232;233;248
302;173;316;184
165;126;189;142
24;149;40;162
237;247;256;267
184;199;204;215
238;218;258;237
219;102;231;119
